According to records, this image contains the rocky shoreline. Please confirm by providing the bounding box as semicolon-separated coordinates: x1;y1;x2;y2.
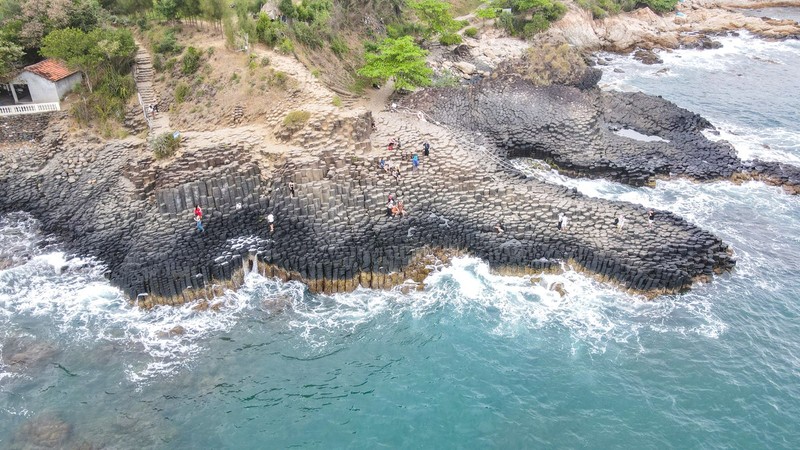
3;0;800;305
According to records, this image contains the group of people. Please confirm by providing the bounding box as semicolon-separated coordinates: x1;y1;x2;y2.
147;103;159;119
378;139;431;180
385;194;407;218
192;204;276;235
614;209;656;231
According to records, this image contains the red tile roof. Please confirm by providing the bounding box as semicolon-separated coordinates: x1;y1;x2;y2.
23;59;78;82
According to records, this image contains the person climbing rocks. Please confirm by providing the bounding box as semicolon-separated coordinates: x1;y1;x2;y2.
648;209;655;228
615;214;626;231
494;222;505;233
267;213;275;233
557;213;564;231
423;141;430;157
288;181;296;197
412;154;419;172
194;204;203;219
147;104;154;119
392;166;401;183
386;198;394;218
195;214;204;233
397;200;406;217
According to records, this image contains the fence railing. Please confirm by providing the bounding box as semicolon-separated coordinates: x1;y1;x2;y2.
137;92;152;129
0;102;60;117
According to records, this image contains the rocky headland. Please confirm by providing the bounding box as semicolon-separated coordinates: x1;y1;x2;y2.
2;0;799;306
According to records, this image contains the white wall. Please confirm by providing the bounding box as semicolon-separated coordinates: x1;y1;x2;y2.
16;72;59;103
55;72;82;99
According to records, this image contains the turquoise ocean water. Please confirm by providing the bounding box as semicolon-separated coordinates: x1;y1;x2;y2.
2;19;800;449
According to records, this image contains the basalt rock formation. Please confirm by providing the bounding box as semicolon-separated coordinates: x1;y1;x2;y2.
0;96;740;306
402;76;800;193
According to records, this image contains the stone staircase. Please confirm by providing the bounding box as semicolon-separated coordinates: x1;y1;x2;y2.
133;45;170;138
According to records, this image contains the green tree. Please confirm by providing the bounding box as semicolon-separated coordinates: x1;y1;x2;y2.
358;36;432;91
409;0;458;39
154;0;179;21
0;36;23;80
40;27;135;92
200;0;225;27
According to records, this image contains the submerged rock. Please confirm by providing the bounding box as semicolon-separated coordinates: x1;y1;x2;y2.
14;414;72;448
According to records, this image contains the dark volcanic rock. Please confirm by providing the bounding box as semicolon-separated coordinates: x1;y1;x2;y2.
0;89;753;305
403;77;742;186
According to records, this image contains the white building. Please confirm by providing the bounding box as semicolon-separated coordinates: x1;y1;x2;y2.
7;59;82;104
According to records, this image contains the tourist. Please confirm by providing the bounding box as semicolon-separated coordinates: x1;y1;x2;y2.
371;121;377;132
147;104;154;119
423;141;430;157
648;209;655;228
494;222;505;234
395;137;401;151
391;202;400;217
397;200;406;216
195;214;204;233
194;204;203;219
615;214;626;231
288;181;296;197
153;103;159;114
386;199;394;218
412;154;419;172
557;213;564;231
379;158;385;171
562;214;569;231
392;167;401;183
388;141;394;152
267;212;275;233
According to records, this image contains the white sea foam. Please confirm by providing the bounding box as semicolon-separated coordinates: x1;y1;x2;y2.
0;240;257;383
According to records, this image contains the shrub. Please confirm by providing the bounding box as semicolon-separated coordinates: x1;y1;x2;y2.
270;70;288;87
152;132;182;159
260;56;270;66
181;46;201;75
439;33;462;46
278;38;294;54
175;82;189;103
292;21;324;49
330;36;349;57
464;27;478;38
332;95;343;107
151;28;182;55
283;110;311;129
432;69;460;87
256;13;286;47
311;68;320;78
642;0;678;13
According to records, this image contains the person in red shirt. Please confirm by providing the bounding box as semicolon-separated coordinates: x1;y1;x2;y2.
194;205;203;219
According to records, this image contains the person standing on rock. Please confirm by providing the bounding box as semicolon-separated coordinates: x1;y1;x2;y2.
423;141;430;157
267;213;275;233
616;214;626;231
386;198;394;218
557;213;564;231
648;209;655;228
412;154;419;172
195;214;204;233
194;205;203;219
288;181;296;197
